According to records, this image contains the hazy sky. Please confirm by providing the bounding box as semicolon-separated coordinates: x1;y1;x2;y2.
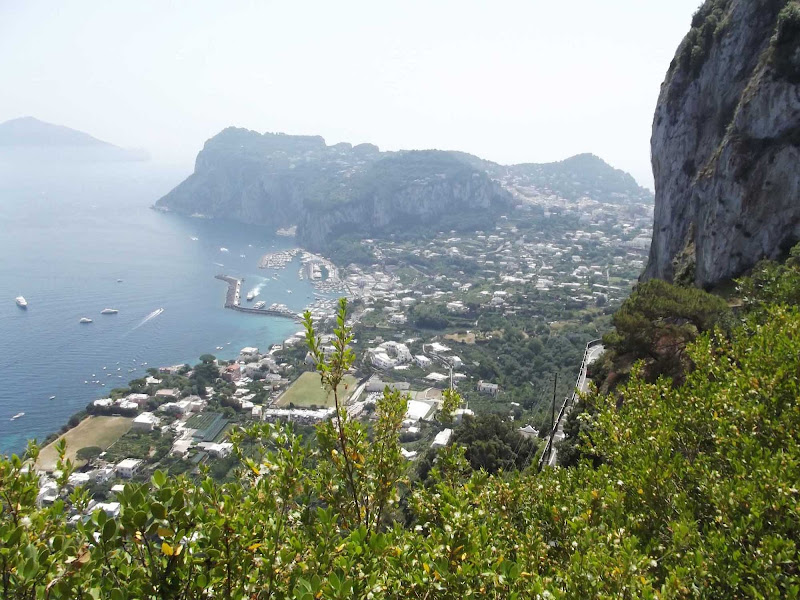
1;1;700;188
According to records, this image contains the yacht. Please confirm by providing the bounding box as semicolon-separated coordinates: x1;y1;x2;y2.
100;308;119;315
15;296;27;308
10;412;24;421
79;317;93;324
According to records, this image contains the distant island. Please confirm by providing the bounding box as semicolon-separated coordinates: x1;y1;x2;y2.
155;128;652;251
0;116;149;162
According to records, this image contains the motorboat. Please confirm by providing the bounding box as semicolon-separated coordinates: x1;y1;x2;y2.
49;395;56;401
80;317;93;324
101;308;119;314
10;412;24;421
15;296;27;308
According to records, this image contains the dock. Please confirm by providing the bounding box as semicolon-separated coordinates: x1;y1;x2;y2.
215;275;302;322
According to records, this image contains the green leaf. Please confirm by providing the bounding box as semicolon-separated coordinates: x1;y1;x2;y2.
102;519;116;543
151;502;166;520
151;470;167;489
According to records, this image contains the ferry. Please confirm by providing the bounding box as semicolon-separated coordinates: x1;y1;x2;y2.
79;317;93;324
15;296;27;308
100;308;119;314
10;412;24;421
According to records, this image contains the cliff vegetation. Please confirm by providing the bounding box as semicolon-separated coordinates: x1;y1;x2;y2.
2;252;800;597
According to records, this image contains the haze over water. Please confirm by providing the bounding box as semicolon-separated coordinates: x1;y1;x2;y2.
0;160;319;453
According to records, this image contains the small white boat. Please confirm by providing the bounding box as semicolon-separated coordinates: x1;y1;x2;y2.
10;412;24;421
220;247;229;253
80;317;93;324
15;296;27;308
49;395;56;400
190;236;199;241
287;290;292;294
101;308;119;315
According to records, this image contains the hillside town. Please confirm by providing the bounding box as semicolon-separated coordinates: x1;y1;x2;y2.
30;189;651;515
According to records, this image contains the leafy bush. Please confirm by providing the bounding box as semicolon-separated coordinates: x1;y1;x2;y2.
605;278;731;371
75;446;102;461
2;293;800;597
450;413;538;474
774;1;800;81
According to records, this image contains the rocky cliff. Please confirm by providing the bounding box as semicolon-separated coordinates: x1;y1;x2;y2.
158;128;650;250
644;0;800;287
156;128;511;250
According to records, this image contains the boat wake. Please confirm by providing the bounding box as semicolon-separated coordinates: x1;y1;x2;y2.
128;308;164;333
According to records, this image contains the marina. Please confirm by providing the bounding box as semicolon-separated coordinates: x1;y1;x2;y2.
215;275;302;321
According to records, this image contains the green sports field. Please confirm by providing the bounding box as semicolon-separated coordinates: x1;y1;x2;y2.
276;371;358;408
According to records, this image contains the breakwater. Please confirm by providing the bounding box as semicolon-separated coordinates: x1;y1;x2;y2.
215;275;302;322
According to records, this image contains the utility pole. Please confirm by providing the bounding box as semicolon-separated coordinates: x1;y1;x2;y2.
551;372;558;436
548;372;558;464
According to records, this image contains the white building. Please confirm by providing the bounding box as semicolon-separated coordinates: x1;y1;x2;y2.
125;393;150;407
414;355;432;368
131;412;159;432
477;380;500;395
431;428;453;449
428;342;451;354
115;459;142;479
371;352;396;370
446;301;468;314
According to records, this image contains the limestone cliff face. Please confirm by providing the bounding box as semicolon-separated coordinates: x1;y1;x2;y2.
644;0;800;287
157;128;511;248
298;167;506;250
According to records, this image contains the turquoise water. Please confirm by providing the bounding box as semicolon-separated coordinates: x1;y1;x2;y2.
0;160;321;453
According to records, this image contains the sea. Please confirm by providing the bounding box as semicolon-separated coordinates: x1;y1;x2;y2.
0;159;325;454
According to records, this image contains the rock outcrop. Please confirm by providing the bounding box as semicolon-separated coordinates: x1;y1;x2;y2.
157;127;651;251
156;128;511;250
644;0;800;287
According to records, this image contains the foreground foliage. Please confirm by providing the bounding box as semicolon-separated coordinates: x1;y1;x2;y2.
2;287;800;597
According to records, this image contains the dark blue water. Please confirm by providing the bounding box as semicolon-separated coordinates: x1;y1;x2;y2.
0;160;319;453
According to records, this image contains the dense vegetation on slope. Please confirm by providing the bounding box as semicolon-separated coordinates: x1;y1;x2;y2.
2;249;800;597
0;264;800;599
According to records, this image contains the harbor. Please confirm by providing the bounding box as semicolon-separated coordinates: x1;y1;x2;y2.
215;275;302;321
